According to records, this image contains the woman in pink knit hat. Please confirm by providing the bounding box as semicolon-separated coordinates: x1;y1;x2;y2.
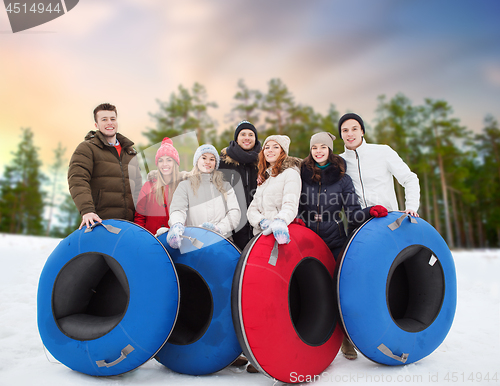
134;138;181;235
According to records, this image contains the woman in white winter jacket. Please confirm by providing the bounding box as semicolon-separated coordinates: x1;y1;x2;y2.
166;144;241;249
338;113;420;217
247;135;301;244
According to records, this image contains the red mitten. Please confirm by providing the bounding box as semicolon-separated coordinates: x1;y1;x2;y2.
370;205;388;218
291;218;306;227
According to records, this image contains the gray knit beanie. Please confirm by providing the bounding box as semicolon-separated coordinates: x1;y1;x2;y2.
262;135;291;155
193;144;220;170
310;132;336;151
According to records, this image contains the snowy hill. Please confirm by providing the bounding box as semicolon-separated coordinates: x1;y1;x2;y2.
0;233;498;385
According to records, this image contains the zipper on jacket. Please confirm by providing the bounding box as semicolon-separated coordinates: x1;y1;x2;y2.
244;164;252;206
355;150;368;208
109;145;129;220
335;217;345;238
119;158;128;220
116;144;127;220
210;178;216;222
316;181;321;233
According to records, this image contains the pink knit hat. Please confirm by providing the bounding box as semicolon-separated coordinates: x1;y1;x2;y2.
155;138;180;165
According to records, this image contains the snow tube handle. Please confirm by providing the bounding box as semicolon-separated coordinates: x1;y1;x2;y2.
96;344;135;368
268;241;279;266
377;343;409;363
387;214;417;231
180;235;204;249
84;222;122;234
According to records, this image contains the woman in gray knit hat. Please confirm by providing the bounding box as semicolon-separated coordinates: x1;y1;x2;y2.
166;144;241;249
299;131;389;360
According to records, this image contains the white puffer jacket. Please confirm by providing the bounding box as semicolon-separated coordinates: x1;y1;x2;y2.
247;157;302;235
168;172;241;236
341;139;420;212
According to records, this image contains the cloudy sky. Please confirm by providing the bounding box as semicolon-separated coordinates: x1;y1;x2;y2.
1;0;500;170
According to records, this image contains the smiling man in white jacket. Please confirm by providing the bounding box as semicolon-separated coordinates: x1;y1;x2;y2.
338;113;420;217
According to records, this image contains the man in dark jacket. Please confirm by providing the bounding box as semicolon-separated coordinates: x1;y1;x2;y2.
68;103;142;229
219;121;261;250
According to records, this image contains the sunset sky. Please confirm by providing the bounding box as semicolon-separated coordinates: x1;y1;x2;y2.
1;0;500;173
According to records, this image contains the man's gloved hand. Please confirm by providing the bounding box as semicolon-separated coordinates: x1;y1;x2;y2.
370;205;388;218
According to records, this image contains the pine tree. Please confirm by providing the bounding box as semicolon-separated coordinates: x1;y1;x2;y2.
45;142;66;236
191;82;218;143
319;104;343;155
143;83;218;171
0;128;45;235
287;104;320;158
474;115;500;246
261;78;295;135
49;193;81;238
145;83;218;145
476;115;500;182
374;94;419;210
231;78;262;124
212;127;235;153
419;99;472;248
213;79;264;152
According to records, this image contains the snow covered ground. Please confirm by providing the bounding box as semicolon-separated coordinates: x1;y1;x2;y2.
0;233;498;385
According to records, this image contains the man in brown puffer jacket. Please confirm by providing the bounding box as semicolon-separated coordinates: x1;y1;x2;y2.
68;103;142;229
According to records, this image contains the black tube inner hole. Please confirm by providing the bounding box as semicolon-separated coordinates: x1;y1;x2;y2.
289;257;336;346
168;264;213;345
52;252;129;340
386;244;445;333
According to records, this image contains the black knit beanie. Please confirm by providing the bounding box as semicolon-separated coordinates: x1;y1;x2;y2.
234;121;258;142
338;113;365;138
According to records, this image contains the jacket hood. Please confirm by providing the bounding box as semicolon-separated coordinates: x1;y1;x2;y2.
281;156;302;172
263;156;301;180
220;147;239;166
300;161;344;185
85;130;136;154
266;156;301;176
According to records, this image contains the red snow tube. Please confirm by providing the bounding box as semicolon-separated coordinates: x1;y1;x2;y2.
232;224;343;383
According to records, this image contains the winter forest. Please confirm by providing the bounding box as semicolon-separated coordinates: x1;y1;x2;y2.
1;78;499;248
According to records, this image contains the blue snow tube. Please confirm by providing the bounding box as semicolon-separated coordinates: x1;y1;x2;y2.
155;227;242;375
37;220;180;376
336;212;457;365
